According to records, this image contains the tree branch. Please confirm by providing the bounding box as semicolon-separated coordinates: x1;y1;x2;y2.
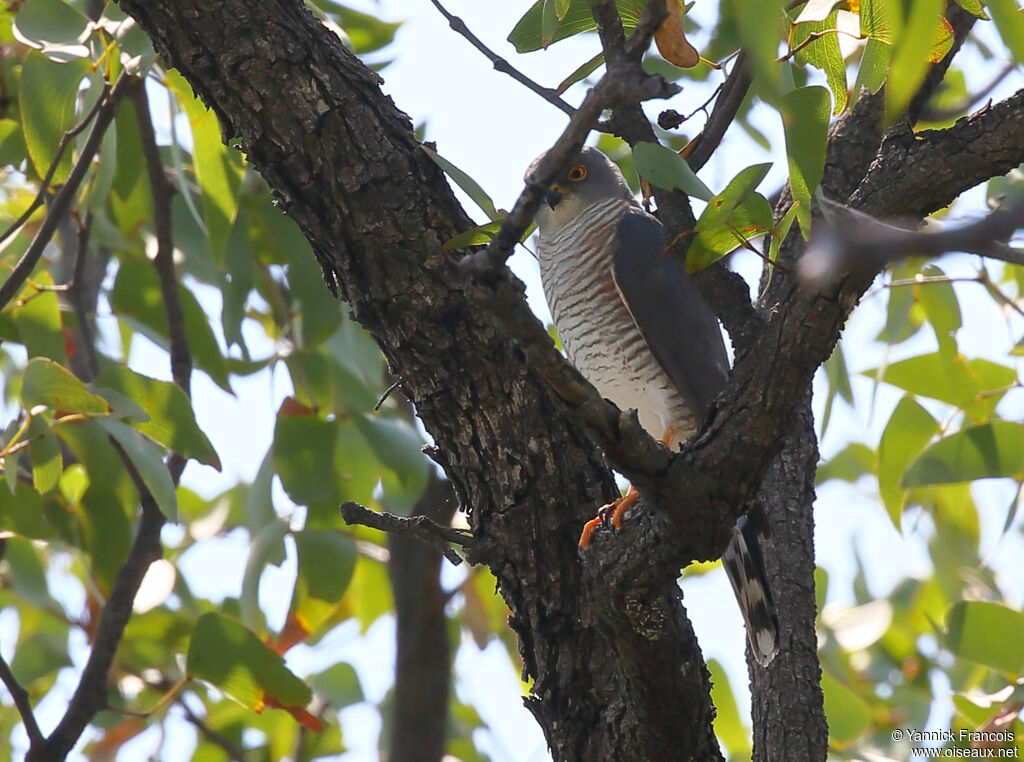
130;78;193;484
0;72;131;312
0;653;44;746
801;197;1024;286
685;51;752;173
341;500;470;566
428;0;576;117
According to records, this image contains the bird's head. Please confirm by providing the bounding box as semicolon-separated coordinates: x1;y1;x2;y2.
526;146;633;233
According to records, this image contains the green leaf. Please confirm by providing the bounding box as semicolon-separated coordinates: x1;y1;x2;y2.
853;37;892;96
790;10;848;114
554;0;571;20
18;52;89;183
820;341;853;439
12;272;66;362
508;0;645;53
865;353;1015;420
352;413;428;515
443;218;504;251
21;357;110;414
542;0;559;47
731;0;788;101
96;418;178;520
94;366;221;469
0;118;28;167
28;416;61;494
284;234;341;348
309;662;363;708
632;142;713;201
422;145;499;221
110;96;153;235
329;5;401;54
816;442;874;485
952;0;989;19
687;194;773;272
240;518;289;634
96;5;156;75
273;412;339;505
877;396;939;526
708;659;751;757
916;264;961;336
821;672;871;747
342;555;393;632
987;0;1024;62
696;163;772;232
903;421;1024;487
287;530;357;638
166;69;243;261
0;480;53;539
11;0;90;62
187;612;313;713
110;260;232;392
556;51;605;94
780;86;830;236
885;0;943;120
945;601;1024;676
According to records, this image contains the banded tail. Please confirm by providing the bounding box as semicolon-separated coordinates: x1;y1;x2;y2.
721;503;779;667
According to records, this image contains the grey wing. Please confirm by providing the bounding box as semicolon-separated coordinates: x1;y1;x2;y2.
611;205;730;415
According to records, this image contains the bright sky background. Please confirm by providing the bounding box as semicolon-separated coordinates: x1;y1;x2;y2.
5;1;1024;760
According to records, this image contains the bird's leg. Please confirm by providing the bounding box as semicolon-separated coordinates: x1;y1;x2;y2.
578;484;639;550
577;427;675;549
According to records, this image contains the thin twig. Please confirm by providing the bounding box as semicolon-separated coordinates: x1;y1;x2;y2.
0;653;44;746
179;697;247;762
0;78;113;251
340;500;471;566
0;71;131;312
28;454;165;760
428;0;576;117
131;79;191;484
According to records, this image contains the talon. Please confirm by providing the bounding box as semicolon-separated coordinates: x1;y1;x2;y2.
578;485;640;550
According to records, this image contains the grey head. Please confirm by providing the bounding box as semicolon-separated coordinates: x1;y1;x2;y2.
526;146;633;234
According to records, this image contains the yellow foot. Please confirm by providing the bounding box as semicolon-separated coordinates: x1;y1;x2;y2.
578;485;640;550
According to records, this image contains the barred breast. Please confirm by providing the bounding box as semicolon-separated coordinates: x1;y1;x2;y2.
538;199;698;446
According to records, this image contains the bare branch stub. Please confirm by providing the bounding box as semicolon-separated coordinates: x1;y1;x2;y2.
340;500;471;566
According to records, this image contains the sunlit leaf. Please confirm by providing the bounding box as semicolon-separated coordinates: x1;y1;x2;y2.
28;416;61;494
885;0;943;119
12;272;65;363
166;69;243;261
816;442;874;485
986;0;1024;62
508;0;645;53
309;662;363;708
632;141;713;201
95;366;221;469
21;357;110;414
780;85;830;235
96;418;178;519
11;0;90;62
282;530;356;647
18;52;89;183
821;672;871;747
945;601;1024;676
877;396;939;526
903;422;1024;487
187;612;315;723
655;0;699;68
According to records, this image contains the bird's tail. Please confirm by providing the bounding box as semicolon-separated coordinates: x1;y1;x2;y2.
721;503;779;667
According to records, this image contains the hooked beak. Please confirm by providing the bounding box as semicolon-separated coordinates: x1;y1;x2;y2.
545;187;563;209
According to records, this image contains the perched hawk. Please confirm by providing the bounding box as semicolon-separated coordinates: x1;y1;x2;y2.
529;146;779;665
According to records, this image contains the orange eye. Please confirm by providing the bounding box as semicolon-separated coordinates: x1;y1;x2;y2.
568;164;587;181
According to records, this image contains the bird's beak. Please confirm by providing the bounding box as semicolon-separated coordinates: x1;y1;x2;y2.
545;187;563;209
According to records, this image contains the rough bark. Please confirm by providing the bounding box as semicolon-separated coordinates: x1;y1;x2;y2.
113;0;1024;759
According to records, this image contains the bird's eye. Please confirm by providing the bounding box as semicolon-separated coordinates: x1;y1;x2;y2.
568;165;587;181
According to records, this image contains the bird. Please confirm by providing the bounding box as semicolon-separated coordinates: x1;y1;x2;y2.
528;145;779;666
